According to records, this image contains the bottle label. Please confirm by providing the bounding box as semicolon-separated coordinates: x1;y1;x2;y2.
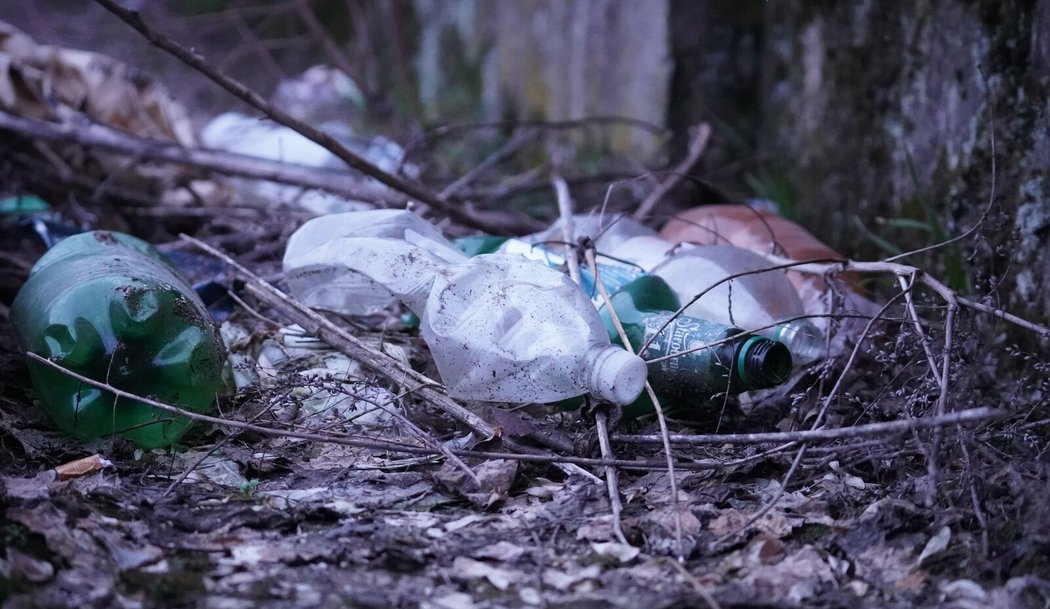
636;313;739;398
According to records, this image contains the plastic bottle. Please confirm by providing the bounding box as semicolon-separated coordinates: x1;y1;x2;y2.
283;209;470;315
454;235;646;307
658;203;872;324
282;211;647;405
598;275;792;418
10;231;227;449
647;245;825;363
460;227;824;365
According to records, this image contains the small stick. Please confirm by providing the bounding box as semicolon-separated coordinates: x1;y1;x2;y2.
553;174;583;285
926;299;958;506
0;111;396;205
162;402;272;497
594;410;629;545
711;444;807;548
633;123;711;221
762;255;1050;338
554;179;626;544
181;234;601;483
330;384;482;487
611;406;1002;445
26;351;722;472
440;130;535;199
667;558;723;609
898;273;943;386
587;246;686;559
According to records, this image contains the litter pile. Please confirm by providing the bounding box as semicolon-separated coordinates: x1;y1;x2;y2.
1;17;1047;609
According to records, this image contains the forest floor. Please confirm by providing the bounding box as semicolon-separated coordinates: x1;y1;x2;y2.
2;4;1050;609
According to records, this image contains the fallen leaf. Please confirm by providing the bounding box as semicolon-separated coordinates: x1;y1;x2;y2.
1;471;54;500
450;556;521;591
739;545;837;604
918;525;951;564
6;548;54;583
720;534;786;574
708;507;797;539
471;541;526;562
591;541;640;563
542;564;602;592
422;592;476;609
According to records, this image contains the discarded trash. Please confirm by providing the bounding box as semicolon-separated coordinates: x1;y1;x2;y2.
269;65;367;125
0;20;196;186
10;231;228;448
283;210;648;405
222;322;403;428
457;213;824;364
54;454;111;481
647;245;825;363
455;235;645;308
659;203;873;325
0;194;49;214
284;208;470;315
201;111;413;216
600;275;792;417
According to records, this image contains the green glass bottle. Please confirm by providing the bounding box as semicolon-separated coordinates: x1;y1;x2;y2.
599;275;792;419
10;231;227;449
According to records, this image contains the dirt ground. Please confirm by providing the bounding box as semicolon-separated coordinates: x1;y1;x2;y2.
2;3;1050;609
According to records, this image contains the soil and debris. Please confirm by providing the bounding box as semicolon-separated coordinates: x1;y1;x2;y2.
2;7;1050;609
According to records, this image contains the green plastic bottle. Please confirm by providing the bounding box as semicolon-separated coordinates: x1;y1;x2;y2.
600;275;792;419
10;231;227;448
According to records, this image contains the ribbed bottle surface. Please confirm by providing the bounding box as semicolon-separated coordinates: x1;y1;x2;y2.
11;231;226;448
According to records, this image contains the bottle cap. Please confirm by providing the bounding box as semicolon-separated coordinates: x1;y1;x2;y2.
588;346;648;405
737;336;793;389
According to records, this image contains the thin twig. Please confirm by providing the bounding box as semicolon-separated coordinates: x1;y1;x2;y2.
612;407;1002;445
0;110;396;204
351;386;482;487
633;123;711;221
555;179;625;540
554;174;583;286
667;558;723;609
926;299;958;506
93;0;506;233
181;234;602;483
594;411;629;545
440;130;536;199
26;351;725;472
763;255;1050;338
898;273;944;386
586;246;685;559
711;444;807;548
162;403;272;497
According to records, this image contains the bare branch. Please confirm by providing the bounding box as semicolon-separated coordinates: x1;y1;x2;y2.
0;110;396;204
611;406;1003;446
93;0;507;233
633;123;711;221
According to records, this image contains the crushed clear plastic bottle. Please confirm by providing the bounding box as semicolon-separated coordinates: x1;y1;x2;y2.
282;210;648;405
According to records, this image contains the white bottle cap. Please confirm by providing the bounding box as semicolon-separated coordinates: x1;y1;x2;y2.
588;346;648;405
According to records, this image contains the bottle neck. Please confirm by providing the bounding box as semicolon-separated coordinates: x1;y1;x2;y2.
581;342;647;405
735;336;793;390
